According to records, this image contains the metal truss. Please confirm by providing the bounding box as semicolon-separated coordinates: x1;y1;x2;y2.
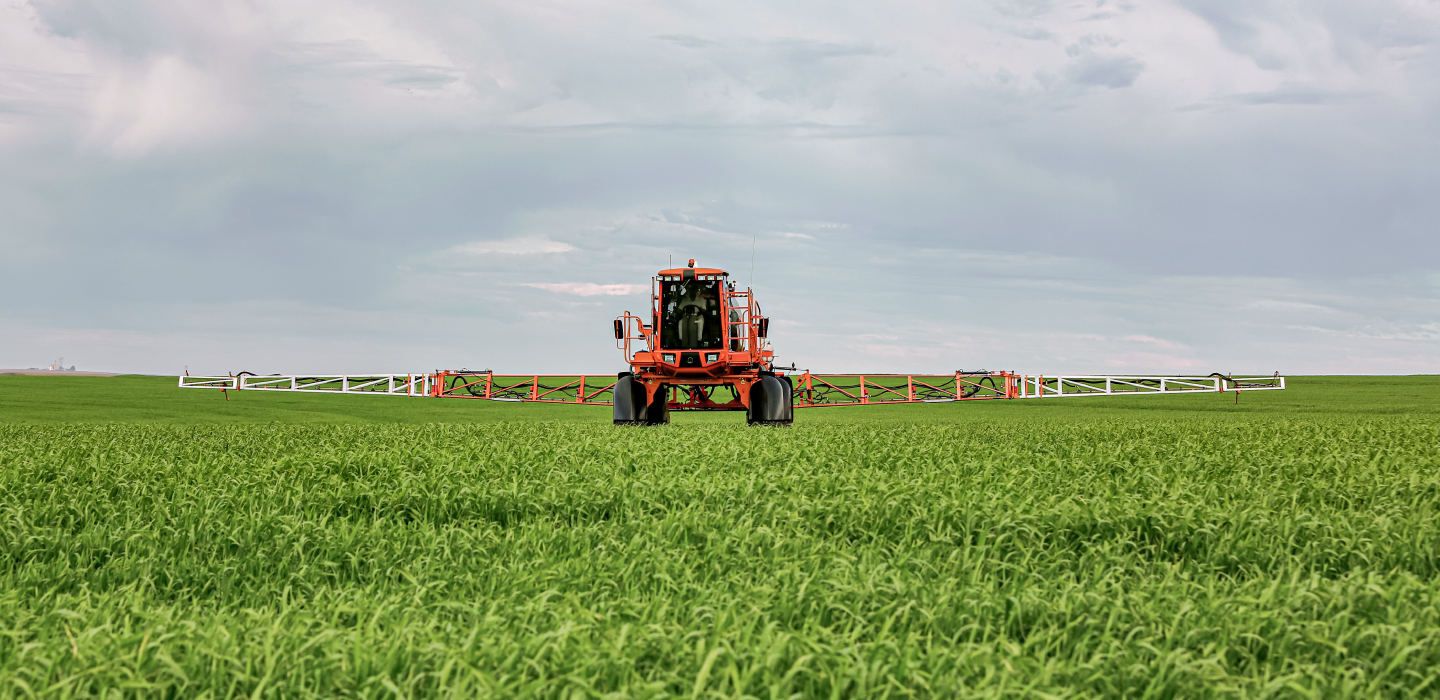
1017;374;1285;398
179;373;429;396
431;372;618;404
180;370;1285;406
793;371;1017;407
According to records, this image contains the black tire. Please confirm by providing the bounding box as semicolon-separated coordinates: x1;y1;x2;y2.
615;373;669;425
747;375;793;426
613;373;645;425
645;384;670;425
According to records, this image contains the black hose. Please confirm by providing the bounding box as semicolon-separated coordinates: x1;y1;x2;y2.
961;376;997;398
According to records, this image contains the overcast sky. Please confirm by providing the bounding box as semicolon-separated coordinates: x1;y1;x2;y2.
2;0;1438;376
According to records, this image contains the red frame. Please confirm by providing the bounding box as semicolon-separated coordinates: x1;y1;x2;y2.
429;263;1023;412
613;265;777;411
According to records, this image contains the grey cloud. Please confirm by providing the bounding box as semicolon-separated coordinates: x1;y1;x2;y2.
274;40;384;66
1066;34;1122;55
990;0;1060;20
31;0;211;60
1064;52;1143;88
653;35;716;49
1176;0;1282;69
0;68;90;117
1008;26;1057;41
269;40;464;93
981;0;1062;41
1178;0;1440;73
760;38;885;61
381;66;461;90
1232;87;1339;105
650;36;889;110
1050;34;1142;90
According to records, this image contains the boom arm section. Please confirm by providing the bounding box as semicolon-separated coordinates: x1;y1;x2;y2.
180;371;1285;407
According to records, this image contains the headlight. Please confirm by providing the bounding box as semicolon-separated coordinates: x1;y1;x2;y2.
662;354;675;363
705;353;719;363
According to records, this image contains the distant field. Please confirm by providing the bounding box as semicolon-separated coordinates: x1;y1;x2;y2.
0;375;1437;697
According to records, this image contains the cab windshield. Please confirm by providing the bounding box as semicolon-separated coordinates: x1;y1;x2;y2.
660;279;723;349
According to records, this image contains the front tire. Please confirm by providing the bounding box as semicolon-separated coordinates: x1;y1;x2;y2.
746;375;793;426
613;373;644;425
645;384;670;425
614;373;670;425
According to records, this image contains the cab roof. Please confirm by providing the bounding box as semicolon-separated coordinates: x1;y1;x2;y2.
656;267;728;277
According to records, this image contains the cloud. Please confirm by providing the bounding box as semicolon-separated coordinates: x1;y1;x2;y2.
1230;85;1344;105
1101;352;1202;369
1121;335;1188;350
1057;35;1144;88
1241;299;1335;312
455;239;575;255
522;283;647;296
1063;52;1144;88
88;56;240;154
653;35;716;49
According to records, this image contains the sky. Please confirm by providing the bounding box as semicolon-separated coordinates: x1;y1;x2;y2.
2;0;1438;376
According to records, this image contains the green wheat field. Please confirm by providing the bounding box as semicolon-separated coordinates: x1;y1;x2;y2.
1;374;1438;698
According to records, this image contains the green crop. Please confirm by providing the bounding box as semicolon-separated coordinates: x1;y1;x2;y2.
0;376;1438;697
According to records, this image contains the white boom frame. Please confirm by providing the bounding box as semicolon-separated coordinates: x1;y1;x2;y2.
1016;375;1284;399
179;374;431;397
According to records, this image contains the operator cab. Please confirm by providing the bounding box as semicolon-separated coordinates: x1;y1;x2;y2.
659;275;724;350
652;259;739;371
614;257;773;382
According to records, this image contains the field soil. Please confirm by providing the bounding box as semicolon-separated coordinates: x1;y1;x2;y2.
0;374;1437;697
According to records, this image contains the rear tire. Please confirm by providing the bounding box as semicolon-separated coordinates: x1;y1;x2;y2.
746;375;793;426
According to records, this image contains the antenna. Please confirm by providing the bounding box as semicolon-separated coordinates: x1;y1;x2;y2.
750;235;757;288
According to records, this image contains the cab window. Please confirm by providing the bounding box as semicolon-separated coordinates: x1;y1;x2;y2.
660;280;722;349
